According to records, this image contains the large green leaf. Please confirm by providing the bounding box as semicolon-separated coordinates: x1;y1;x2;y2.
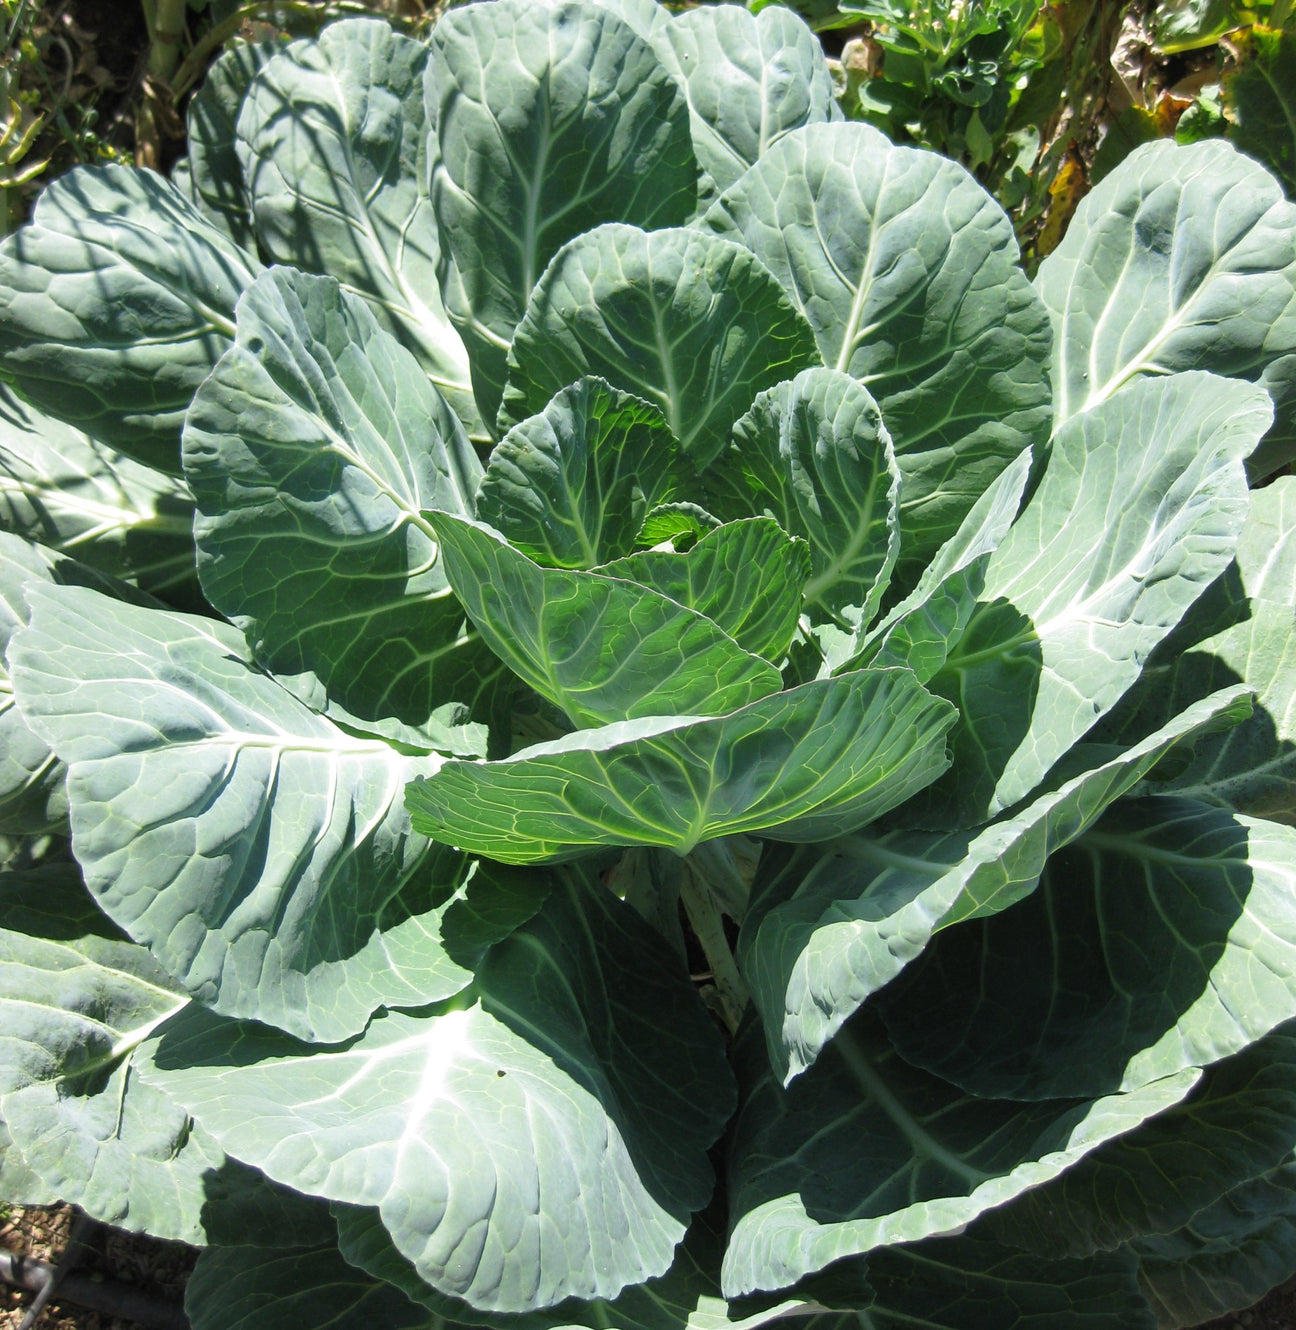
475;377;687;569
1144;598;1296;823
428;0;698;427
1036;138;1296;472
0;387;197;604
877;797;1296;1100
705;122;1053;571
706;368;899;668
185;1242;434;1330
183;267;492;742
985;1023;1296;1259
738;687;1250;1084
333;1200;843;1330
1234;474;1296;607
918;371;1266;822
407;668;955;863
185;39;277;248
500;225;820;467
427;512;781;727
7;583;516;1044
1132;1162;1296;1328
857;1235;1154;1330
0;166;259;471
596;518;811;663
652;5;838;206
853;447;1032;683
140;878;734;1315
0;1112;55;1206
0;865;330;1245
236;20;475;431
721;1012;1198;1298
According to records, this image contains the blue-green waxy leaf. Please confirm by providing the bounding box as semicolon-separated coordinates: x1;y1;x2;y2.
651;5;838;206
739;687;1251;1084
0;387;197;604
139;878;734;1315
985;1023;1296;1260
854;447;1032;682
596;518;811;663
236;20;476;432
7;583;518;1044
1234;476;1296;607
878;798;1296;1101
708;368;900;666
427;512;782;727
0;531;168;837
705;123;1053;572
721;1012;1199;1298
429;0;699;428
185;1242;434;1330
501;225;821;467
921;371;1267;823
183;267;492;744
475;377;687;569
1145;599;1296;824
0;165;260;471
406;669;956;863
185;39;277;248
0;865;331;1246
1036;138;1296;472
1132;1163;1296;1329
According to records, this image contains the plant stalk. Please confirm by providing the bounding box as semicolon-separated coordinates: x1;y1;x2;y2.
680;862;748;1034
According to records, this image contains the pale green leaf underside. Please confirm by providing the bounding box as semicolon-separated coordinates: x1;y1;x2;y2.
140;880;732;1315
429;0;697;426
8;583;479;1044
740;686;1250;1084
236;20;474;423
596;518;810;663
0;165;258;470
927;371;1267;821
501;224;820;466
476;377;686;569
1037;138;1296;466
706;122;1053;569
428;512;782;727
721;1014;1198;1298
406;668;955;863
878;798;1296;1100
183;266;489;743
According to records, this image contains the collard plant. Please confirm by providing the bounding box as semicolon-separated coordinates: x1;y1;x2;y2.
0;2;1295;1327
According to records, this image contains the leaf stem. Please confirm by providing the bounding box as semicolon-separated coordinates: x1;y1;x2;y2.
680;860;748;1033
